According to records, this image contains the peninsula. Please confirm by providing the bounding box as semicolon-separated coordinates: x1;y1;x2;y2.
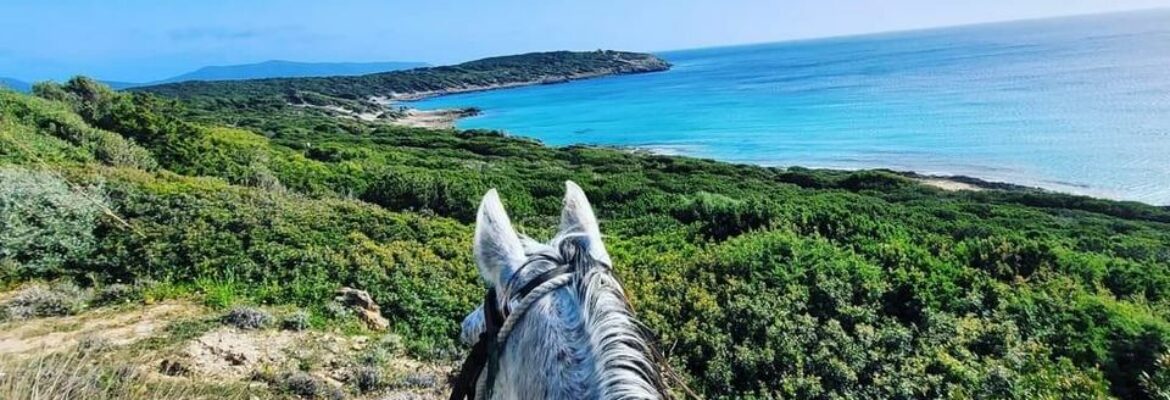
133;50;670;128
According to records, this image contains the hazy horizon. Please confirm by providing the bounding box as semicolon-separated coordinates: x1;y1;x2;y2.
1;1;1167;83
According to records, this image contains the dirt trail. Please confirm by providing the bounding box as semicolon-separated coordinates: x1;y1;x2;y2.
0;302;198;356
0;298;450;399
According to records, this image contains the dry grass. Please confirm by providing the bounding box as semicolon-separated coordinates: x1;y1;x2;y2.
0;349;259;399
0;293;453;400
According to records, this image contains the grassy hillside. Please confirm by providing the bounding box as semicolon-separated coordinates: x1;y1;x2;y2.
3;78;1170;399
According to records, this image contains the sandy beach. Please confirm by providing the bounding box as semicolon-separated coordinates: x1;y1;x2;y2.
390;108;479;129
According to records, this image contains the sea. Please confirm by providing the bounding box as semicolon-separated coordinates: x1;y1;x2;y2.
412;10;1170;205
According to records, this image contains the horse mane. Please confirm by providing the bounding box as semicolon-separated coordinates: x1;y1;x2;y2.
518;232;670;399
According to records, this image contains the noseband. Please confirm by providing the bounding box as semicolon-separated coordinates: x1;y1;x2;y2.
450;254;578;400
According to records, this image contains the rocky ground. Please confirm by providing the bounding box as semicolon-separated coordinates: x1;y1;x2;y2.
0;285;453;400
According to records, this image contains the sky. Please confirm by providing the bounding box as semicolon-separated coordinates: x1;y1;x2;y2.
1;0;1167;83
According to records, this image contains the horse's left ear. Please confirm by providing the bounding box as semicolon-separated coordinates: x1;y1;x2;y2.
560;181;611;264
475;189;526;287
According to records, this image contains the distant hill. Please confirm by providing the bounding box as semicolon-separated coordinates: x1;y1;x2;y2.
0;77;31;92
134;51;671;104
1;61;429;93
155;60;430;84
101;80;145;90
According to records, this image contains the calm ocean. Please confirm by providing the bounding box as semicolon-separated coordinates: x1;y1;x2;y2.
413;10;1170;205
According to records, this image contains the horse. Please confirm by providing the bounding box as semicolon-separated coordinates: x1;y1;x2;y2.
451;181;670;400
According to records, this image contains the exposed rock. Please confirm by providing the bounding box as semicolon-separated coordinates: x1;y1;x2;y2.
336;287;390;331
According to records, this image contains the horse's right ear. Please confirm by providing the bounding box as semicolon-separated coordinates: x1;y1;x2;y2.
474;189;525;287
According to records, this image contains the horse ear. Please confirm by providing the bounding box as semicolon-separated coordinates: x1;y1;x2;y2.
560;181;611;264
474;189;525;286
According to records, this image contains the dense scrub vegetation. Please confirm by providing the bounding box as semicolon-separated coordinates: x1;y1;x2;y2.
3;78;1170;399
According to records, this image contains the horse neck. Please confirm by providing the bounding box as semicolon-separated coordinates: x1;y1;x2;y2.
493;268;663;400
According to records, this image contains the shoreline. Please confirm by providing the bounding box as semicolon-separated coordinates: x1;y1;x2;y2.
371;64;672;129
623;146;1029;194
368;76;1157;206
381;108;1114;199
375;69;658;102
389;107;480;129
382;106;1149;201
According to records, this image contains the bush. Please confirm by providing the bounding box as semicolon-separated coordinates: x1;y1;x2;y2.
0;167;105;280
352;366;382;393
0;283;88;320
92;283;141;306
282;310;311;331
281;372;319;398
221;307;272;330
278;371;341;399
388;372;441;390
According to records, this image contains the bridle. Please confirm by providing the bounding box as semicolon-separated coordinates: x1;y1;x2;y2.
449;247;701;400
450;253;578;400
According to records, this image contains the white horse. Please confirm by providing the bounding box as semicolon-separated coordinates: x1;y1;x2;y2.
455;181;669;400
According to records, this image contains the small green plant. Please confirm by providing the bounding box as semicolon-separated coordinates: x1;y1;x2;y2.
352;366;382;393
282;309;312;331
139;281;192;304
199;278;241;309
92;283;142;306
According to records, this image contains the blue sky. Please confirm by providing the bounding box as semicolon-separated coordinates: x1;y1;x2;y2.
1;0;1166;82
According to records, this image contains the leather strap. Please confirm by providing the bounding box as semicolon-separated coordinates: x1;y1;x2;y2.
450;262;576;400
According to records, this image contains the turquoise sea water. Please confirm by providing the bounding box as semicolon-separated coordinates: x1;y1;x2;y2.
413;10;1170;205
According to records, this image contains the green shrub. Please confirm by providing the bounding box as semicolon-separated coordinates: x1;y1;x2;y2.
282;310;312;331
0;167;105;280
352;366;382;393
92;283;142;306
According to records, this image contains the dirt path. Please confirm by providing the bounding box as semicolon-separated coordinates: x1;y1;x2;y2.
0;298;451;399
0;302;199;356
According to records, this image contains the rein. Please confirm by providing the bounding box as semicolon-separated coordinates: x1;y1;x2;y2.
450;256;574;400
